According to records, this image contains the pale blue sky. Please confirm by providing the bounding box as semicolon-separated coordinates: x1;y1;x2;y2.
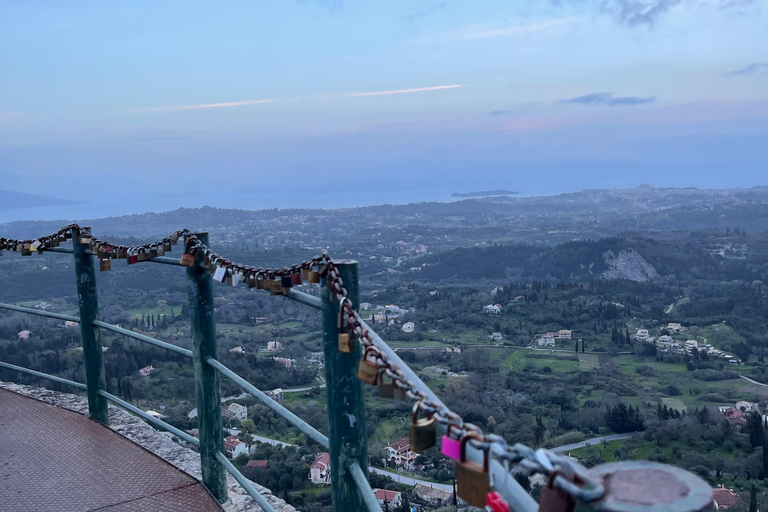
1;0;767;219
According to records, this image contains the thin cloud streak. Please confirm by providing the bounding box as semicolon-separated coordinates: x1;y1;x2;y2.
139;99;274;112
344;85;462;97
460;18;569;39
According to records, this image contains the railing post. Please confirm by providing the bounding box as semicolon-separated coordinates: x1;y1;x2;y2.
186;232;228;503
322;260;369;510
72;226;109;425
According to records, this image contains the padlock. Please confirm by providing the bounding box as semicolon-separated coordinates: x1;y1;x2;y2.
21;243;32;256
156;245;165;257
247;277;257;288
301;268;310;280
409;403;437;452
169;233;179;244
212;266;226;282
257;278;269;290
357;347;381;385
128;251;138;265
163;242;172;252
100;259;111;271
281;274;293;289
486;491;510;512
456;432;491;508
537;476;574;512
378;376;406;400
441;424;462;460
291;271;302;286
180;252;195;267
137;248;148;262
338;333;353;353
270;279;285;295
149;247;158;258
31;240;41;252
307;270;320;283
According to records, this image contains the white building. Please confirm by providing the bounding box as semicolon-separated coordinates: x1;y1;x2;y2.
736;401;758;413
17;330;32;340
401;322;415;333
309;453;331;485
657;335;673;345
557;330;572;339
685;340;699;351
227;403;248;421
386;438;418;469
667;323;683;333
490;332;503;341
374;489;402;509
267;341;283;352
229;346;244;354
635;329;650;342
224;435;249;459
483;305;501;315
537;333;556;347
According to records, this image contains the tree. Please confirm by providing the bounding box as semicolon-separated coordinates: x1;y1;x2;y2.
397;492;410;512
750;484;757;512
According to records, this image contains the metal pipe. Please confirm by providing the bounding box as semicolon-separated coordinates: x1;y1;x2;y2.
186;232;228;503
147;256;184;266
97;390;199;446
73;226;109;425
0;360;88;390
285;288;322;309
205;357;329;449
0;303;81;323
44;246;75;254
347;462;384;512
93;320;193;358
358;317;447;410
214;451;278;512
322;260;368;511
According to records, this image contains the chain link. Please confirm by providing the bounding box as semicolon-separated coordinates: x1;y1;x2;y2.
0;224;604;502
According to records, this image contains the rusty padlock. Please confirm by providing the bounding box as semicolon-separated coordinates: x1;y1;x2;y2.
338;310;353;353
409;401;437;452
379;375;406;400
456;432;491;508
357;347;381;385
99;258;112;271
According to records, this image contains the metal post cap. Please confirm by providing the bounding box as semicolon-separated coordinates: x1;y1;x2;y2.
581;461;714;512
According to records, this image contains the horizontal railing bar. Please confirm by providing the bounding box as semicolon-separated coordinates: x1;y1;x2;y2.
147;256;184;266
93;320;193;357
285;288;322;309
205;357;330;449
347;462;384;512
97;390;199;446
0;360;88;390
215;451;277;512
44;246;74;254
358;318;447;411
0;303;81;323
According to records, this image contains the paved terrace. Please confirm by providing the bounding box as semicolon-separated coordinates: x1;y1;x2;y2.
0;387;223;512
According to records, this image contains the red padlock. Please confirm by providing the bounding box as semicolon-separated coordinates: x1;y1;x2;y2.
486;491;510;512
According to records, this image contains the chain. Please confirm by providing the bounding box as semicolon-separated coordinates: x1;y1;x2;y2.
1;224;604;503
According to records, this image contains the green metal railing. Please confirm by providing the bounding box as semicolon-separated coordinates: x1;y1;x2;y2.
0;231;381;512
0;227;717;512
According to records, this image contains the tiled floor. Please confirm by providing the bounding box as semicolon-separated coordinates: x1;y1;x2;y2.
0;388;222;512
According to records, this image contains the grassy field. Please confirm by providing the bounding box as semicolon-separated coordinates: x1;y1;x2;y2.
502;349;580;372
578;353;600;369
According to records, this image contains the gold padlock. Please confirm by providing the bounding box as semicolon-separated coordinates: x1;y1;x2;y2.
338;333;353;353
180;252;195;267
307;270;320;283
409;402;437;452
357;347;380;385
379;376;406;400
99;258;112;271
270;279;284;295
456;432;491;508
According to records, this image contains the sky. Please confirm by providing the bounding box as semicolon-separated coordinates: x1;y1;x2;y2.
1;0;767;221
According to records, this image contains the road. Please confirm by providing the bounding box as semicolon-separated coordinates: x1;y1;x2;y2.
368;467;453;492
188;385;325;418
740;375;768;387
550;432;642;454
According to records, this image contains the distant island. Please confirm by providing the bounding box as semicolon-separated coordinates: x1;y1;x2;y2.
452;190;519;198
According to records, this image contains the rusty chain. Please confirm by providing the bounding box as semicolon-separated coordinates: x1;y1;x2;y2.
1;224;604;502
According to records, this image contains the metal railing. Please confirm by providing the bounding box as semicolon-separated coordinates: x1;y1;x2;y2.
0;226;716;512
0;230;386;512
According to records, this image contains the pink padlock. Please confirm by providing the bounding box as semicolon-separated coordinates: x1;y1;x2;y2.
441;424;462;460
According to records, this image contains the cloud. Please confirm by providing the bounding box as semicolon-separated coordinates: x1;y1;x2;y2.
403;2;447;21
726;63;768;76
557;92;656;106
602;0;682;27
344;85;462;97
489;110;512;117
139;99;274;112
459;18;569;39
